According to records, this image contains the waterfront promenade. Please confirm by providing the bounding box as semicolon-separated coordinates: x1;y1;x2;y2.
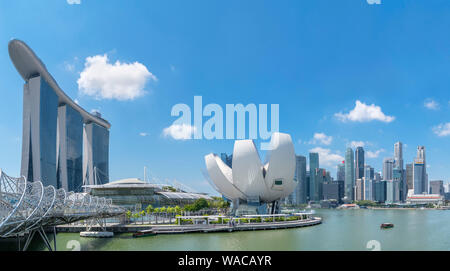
56;217;322;234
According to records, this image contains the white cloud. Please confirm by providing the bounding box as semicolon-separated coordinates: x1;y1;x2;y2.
433;123;450;137
367;0;381;4
309;147;344;167
163;124;196;140
424;99;440;110
349;141;365;148
67;0;81;4
309;132;333;145
139;132;149;137
77;54;156;101
366;149;385;159
335;100;395;123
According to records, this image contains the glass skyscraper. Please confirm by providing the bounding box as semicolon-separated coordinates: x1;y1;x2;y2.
57;105;84;192
355;147;365;180
309;153;319;202
83;121;110;185
413;146;427;194
294;155;307;204
21;76;59;188
344;148;355;201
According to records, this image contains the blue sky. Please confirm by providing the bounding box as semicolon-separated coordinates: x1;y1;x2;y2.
0;0;449;195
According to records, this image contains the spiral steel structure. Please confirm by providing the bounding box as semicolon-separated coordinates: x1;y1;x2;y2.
0;169;124;238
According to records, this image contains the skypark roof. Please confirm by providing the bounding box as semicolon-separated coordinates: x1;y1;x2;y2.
8;39;111;129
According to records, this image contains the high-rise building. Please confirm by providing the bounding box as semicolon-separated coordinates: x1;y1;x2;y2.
393;168;406;202
309;152;319;202
373;180;387;203
21;76;59;188
345;148;355;201
430;180;445;196
413;146;428;194
364;177;373;201
83;121;110;185
313;168;326;201
394;142;404;169
406;163;413;190
323;181;344;203
11;40;111;192
355;147;365;180
383;158;394;180
337;161;345;182
294;155;307;204
355;178;364;201
386;180;400;204
57;104;84;192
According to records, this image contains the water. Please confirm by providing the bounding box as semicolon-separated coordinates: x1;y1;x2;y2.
27;209;450;251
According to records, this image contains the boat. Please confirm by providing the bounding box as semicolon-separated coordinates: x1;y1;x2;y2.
380;223;394;229
133;229;157;238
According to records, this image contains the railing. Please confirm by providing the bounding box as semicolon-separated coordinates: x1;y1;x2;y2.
0;170;125;238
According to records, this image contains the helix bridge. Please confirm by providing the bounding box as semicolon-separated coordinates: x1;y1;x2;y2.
0;169;125;250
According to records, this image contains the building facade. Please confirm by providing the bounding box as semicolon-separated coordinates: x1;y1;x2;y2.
309;152;319;202
355;147;365;180
345;148;355;201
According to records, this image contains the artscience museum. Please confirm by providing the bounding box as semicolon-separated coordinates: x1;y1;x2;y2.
204;132;296;215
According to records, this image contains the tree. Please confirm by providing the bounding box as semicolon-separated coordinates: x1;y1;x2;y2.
146;205;154;215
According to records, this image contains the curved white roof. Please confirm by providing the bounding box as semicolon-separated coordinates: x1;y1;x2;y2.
204;132;296;203
106;178;146;185
8;39;111;129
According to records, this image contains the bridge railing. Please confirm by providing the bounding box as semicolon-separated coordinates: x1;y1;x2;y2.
0;170;125;238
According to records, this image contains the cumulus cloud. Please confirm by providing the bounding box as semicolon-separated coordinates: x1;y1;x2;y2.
367;0;381;4
366;149;385;159
309;133;333;145
335;100;395;123
139;132;149;137
433;123;450;137
77;54;157;101
424;99;440;110
309;147;344;167
163;124;197;140
67;0;81;4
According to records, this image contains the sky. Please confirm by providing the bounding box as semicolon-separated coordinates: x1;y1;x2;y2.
0;0;449;195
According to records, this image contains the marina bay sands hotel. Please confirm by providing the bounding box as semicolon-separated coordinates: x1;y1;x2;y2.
8;40;110;192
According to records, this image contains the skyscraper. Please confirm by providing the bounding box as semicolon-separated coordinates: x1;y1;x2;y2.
406;163;413;190
394;142;403;169
83;121;110;185
337;161;345;182
413;146;428;194
355;147;365;180
430;180;444;196
309;152;319;202
295;155;307;204
382;158;394;181
345;148;355;201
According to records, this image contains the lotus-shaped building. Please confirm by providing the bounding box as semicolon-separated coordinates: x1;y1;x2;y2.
204;132;296;214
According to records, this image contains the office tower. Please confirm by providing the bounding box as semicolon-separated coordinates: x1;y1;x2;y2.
323;181;344;203
393;168;406;202
406;163;413;190
386;180;400;204
345;148;355;201
413;146;428;194
394;142;404;169
355;147;365;180
383;158;394;180
337;161;345;181
373;180;387;203
220;153;233;168
430;180;445;196
355;178;363;201
57;104;84;192
83;121;110;185
306;171;311;201
364;165;374;180
364;178;372;201
374;172;382;182
309;152;319;202
313;168;326;201
295;155;307;204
